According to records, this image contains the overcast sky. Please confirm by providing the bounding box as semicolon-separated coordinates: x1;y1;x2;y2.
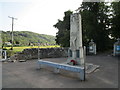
0;0;83;36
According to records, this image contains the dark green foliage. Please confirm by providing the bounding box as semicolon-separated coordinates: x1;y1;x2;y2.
54;2;115;52
1;31;56;46
110;2;120;39
81;2;111;51
52;2;120;52
53;10;72;47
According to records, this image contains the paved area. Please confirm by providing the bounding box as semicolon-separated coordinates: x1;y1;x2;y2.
2;54;119;88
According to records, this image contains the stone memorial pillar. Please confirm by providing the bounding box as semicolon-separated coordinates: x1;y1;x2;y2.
89;39;96;55
67;13;84;66
2;50;7;60
113;38;120;56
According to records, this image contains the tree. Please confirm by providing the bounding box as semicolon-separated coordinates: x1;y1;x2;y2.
110;2;120;39
54;2;112;52
80;2;111;51
53;10;73;47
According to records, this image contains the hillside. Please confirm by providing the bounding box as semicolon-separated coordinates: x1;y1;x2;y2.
1;31;56;46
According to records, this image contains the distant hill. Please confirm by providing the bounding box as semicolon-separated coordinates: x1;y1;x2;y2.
1;31;56;46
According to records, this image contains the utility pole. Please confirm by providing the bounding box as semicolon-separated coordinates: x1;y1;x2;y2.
8;16;17;50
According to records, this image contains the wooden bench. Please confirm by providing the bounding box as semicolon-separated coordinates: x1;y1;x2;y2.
37;60;85;81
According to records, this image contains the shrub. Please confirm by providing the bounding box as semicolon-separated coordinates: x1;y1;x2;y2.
7;50;16;58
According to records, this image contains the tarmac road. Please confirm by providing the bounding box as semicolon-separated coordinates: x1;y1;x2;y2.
2;54;119;88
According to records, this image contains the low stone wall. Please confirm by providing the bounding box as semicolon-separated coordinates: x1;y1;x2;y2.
10;48;68;60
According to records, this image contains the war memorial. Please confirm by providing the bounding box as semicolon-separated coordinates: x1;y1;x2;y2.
1;13;119;88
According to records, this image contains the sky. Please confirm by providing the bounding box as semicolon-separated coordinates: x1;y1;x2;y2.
0;0;83;36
